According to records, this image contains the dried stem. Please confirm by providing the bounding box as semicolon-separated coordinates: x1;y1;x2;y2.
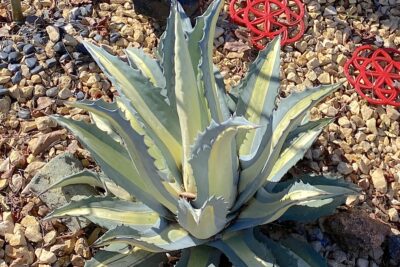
10;0;24;24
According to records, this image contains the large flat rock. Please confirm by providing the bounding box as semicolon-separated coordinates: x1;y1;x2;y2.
23;152;98;232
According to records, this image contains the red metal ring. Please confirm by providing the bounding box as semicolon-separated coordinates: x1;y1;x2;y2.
344;45;400;107
229;0;305;49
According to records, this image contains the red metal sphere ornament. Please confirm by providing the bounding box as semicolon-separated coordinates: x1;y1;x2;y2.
344;45;400;107
229;0;305;49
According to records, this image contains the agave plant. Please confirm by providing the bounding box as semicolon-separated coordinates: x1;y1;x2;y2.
45;0;358;266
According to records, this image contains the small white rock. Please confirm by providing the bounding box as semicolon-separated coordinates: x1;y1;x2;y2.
338;116;351;127
366;118;378;134
318;72;331;84
370;169;387;193
349;101;360;115
361;105;374;120
35;248;57;264
388;208;399;222
46;26;60;42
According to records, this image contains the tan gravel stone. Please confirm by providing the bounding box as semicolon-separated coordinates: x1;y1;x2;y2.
361;106;374;121
35;248;57;264
74;238;91;259
338;117;351;128
21;121;38;133
5;245;34;264
366;118;378;134
35;116;57;131
388;208;399;222
21;215;42;243
318;72;331;84
7;224;26;246
44;230;57;246
371;169;387;193
46;26;60;42
9;150;26;168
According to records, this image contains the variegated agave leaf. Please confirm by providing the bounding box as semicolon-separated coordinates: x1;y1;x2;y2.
47;0;358;266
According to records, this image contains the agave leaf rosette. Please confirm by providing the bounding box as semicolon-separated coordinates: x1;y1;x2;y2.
46;0;359;266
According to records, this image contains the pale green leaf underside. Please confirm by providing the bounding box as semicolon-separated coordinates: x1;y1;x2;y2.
45;196;164;231
94;224;205;252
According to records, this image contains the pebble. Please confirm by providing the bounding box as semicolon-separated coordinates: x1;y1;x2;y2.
0;76;10;84
366;118;378;134
31;65;44;74
21;121;37;133
63;34;78;46
356;258;369;267
11;71;22;84
76;91;85;100
338;116;351;127
21;215;42;243
53;42;66;53
36;116;57;131
0;52;8;61
25;57;37;69
3;45;14;54
9;150;26;168
371;169;387;193
0;87;8;96
8;52;21;63
337;162;353;175
318;72;330;84
18;108;31;119
0;97;11;113
387;106;400;120
361;106;374;120
388;208;399;222
58;88;72;99
43;230;57;246
46;26;61;42
8;63;21;72
46;87;59;97
74;238;91;258
46;58;57;68
35;248;57;264
23;44;35;55
110;32;121;43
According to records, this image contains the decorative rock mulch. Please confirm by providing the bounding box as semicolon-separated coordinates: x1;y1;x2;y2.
0;0;400;266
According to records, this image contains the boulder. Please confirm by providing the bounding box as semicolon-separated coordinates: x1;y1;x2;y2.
133;0;199;22
22;153;98;232
323;210;390;253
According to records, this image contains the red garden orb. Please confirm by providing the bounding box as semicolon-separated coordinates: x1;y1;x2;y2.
344;45;400;107
229;0;305;49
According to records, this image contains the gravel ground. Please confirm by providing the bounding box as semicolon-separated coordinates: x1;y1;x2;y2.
0;0;400;266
